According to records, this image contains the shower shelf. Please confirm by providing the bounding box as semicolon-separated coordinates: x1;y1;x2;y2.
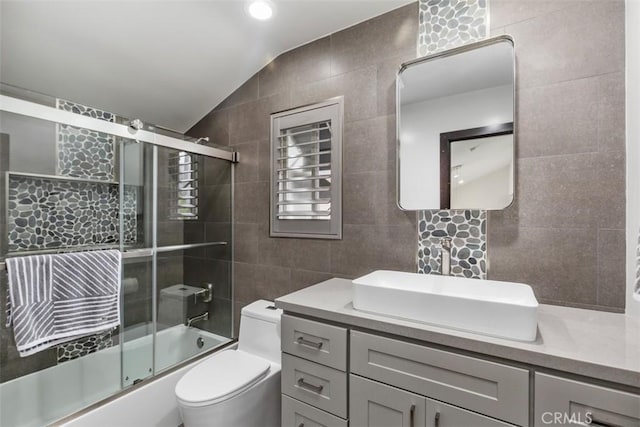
7;171;120;185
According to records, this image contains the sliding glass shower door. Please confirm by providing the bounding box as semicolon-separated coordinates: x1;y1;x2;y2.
0;86;235;425
118;137;233;386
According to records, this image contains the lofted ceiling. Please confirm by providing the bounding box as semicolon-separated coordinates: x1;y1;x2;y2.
0;0;413;133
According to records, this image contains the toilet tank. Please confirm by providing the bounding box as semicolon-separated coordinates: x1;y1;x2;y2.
238;300;283;364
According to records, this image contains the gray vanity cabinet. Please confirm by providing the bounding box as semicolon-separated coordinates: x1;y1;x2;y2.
280;314;639;427
534;373;640;427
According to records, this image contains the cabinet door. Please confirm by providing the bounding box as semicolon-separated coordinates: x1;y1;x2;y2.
426;398;513;427
535;373;640;427
350;375;426;427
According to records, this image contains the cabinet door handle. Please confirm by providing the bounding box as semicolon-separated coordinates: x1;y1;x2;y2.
435;410;441;427
588;418;615;427
297;377;324;394
297;336;323;349
410;404;416;427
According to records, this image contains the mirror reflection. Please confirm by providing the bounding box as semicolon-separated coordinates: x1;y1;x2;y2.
397;36;515;210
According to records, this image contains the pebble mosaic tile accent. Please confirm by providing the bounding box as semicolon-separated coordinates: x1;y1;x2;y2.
418;0;488;56
57;328;114;363
418;210;487;279
414;0;489;279
7;175;137;251
56;99;116;181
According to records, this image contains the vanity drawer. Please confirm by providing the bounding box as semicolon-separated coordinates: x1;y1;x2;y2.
282;395;347;427
534;373;640;427
350;331;529;426
282;353;348;418
281;314;348;371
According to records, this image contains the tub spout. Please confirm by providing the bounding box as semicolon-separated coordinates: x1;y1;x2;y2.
186;312;209;328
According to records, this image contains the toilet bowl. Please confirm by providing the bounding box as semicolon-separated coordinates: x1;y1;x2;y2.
175;300;283;427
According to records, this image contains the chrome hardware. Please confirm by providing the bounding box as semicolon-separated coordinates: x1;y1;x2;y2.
587;417;615;427
297;378;324;394
196;337;205;349
296;336;323;349
435;409;441;427
194;283;213;304
440;237;452;276
410;404;416;427
186;312;209;327
128;119;144;132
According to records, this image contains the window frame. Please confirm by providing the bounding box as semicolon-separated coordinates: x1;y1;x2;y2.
269;97;343;239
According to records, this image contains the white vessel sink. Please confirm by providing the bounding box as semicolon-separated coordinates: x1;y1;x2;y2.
352;270;539;342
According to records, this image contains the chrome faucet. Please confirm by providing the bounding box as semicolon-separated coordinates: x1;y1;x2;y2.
186;312;209;327
440;237;452;276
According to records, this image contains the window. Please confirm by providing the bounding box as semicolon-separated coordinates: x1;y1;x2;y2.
270;98;343;239
169;151;198;220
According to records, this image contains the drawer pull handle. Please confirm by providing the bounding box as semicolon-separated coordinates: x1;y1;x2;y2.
588;418;615;427
297;336;323;349
409;404;416;427
297;377;324;394
435;410;440;427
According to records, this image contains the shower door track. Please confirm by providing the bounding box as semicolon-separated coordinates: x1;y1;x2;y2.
0;94;238;162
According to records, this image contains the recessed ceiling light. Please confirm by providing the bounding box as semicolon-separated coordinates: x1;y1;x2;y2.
247;0;274;20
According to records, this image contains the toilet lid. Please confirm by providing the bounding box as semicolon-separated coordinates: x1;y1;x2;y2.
175;350;270;407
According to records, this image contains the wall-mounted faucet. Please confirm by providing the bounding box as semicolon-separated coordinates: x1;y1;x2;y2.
440;237;452;276
194;283;213;304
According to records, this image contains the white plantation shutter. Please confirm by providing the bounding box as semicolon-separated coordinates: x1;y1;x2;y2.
169;151;198;220
270;98;343;239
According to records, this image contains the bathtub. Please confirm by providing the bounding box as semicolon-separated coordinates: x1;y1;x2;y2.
0;324;230;427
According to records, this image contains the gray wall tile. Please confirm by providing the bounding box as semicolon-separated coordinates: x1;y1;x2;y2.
330;3;418;76
343;115;395;174
489;226;598;307
504;0;624;89
259;37;332;98
188;109;229;147
597;229;626;309
290;66;378;123
187;0;626;314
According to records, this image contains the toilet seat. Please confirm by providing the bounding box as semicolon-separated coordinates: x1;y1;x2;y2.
175;349;271;408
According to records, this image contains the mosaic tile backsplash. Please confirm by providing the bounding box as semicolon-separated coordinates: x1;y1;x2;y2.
416;0;489;279
7;175;137;251
418;0;488;56
56;99;116;181
57;328;115;363
418;210;487;278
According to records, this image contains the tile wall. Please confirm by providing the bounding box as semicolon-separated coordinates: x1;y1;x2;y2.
189;0;626;319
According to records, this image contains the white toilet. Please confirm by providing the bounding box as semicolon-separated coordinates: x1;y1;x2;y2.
175;300;283;427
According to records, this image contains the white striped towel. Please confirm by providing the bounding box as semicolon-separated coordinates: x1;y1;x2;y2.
5;250;121;357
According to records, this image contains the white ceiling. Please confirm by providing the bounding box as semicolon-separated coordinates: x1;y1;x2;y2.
0;0;412;133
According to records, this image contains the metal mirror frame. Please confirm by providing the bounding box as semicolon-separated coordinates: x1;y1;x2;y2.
396;35;516;211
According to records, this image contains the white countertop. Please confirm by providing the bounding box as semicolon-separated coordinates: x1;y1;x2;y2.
275;278;640;388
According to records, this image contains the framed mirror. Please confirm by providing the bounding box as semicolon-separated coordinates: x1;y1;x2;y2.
397;36;515;210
